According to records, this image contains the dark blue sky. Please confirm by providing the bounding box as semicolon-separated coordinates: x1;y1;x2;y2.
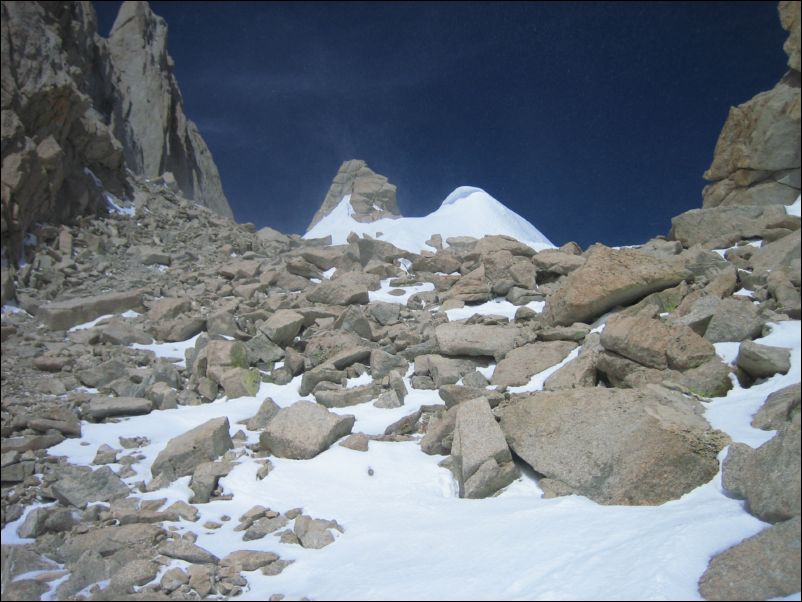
94;1;788;248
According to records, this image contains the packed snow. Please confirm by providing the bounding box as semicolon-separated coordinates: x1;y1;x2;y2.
4;309;799;601
304;186;555;253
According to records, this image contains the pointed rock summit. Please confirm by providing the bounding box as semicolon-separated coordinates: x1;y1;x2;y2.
307;160;400;231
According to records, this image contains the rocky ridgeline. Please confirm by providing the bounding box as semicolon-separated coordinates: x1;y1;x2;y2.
1;1;800;601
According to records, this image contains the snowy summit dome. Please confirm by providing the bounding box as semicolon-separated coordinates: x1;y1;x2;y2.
304;186;555;253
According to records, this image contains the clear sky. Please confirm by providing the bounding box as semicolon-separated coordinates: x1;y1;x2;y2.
94;1;788;248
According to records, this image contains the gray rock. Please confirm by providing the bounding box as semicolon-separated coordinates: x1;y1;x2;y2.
190;461;234;503
736;340;792;379
243;515;289;541
245;333;286;365
221;550;280;572
752;383;801;430
205;340;249;382
293;514;344;549
148;297;191;323
339;433;370;451
670;205;795;248
160;567;189;592
151;417;233;481
491;341;577;387
50;464;129;509
93;443;118;465
37;289;146;331
374;389;403;408
259;401;354;459
698;516;801;601
435;323;521;360
415;354;485;388
369;302;401;325
159;539;219;564
451;397;517;498
107;558;160;595
543;245;688;326
314;382;380;408
299;366;346;396
420;407;458;455
600;314;716;371
438;384;504;409
261;309;305;347
58;523;165;564
497;387;728;505
219;367;261;399
704;297;765;343
543;333;602;390
306;271;373;305
16;506;74;538
722;415;801;523
78;359;128;388
86;396;153;420
244;397;281;431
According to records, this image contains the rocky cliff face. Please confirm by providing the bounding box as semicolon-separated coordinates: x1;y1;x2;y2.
698;1;800;210
106;1;231;220
0;0;232;265
306;159;400;232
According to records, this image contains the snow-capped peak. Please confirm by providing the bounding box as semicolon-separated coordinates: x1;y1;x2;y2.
304;186;555;253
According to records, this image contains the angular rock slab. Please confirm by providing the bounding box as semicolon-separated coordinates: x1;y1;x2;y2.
543;245;688;326
86;396;153;420
491;341;578;387
451;397;518;498
259;401;354;459
698;515;801;601
435;323;521;360
37;289;146;331
50;465;129;509
497;387;728;505
722;415;801;524
151;417;233;481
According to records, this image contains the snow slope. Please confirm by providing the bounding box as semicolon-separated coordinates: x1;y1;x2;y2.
304;186;555;253
4;277;799;600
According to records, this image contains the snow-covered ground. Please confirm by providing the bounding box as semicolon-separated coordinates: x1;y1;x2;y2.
4;293;799;600
305;186;555;253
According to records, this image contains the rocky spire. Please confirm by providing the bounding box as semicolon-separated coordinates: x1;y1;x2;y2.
306;160;400;232
107;1;232;219
0;0;233;264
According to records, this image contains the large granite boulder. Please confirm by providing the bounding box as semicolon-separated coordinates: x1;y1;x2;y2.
497;387;728;505
543;245;688;326
259;401;354;459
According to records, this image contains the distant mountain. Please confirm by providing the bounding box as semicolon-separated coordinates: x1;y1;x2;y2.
306;178;555;253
